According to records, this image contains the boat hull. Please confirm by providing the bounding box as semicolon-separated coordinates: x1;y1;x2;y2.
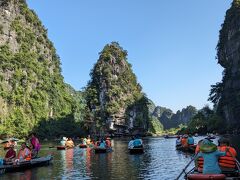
0;155;53;174
187;174;226;180
94;148;107;153
79;144;87;148
129;148;144;154
176;145;196;153
57;146;66;150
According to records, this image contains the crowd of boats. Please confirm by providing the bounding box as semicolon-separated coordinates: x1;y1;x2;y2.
173;134;240;180
0;133;239;179
0;133;52;175
0;134;144;175
56;135;144;154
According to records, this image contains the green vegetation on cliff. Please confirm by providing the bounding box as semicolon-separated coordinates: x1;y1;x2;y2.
85;42;154;134
178;106;225;134
0;0;85;138
208;0;240;131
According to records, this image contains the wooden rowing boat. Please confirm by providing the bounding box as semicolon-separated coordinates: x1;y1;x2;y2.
185;167;240;179
57;146;65;150
129;147;144;154
176;145;196;154
79;144;87;148
0;155;53;174
94;147;107;153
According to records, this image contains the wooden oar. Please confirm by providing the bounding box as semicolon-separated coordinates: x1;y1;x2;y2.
175;153;198;180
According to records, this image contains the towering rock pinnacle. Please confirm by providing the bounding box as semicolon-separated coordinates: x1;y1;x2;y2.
85;42;151;135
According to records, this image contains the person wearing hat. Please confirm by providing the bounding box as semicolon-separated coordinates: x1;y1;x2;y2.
105;137;111;148
218;137;237;170
195;139;227;174
60;137;67;146
181;135;188;147
4;144;16;164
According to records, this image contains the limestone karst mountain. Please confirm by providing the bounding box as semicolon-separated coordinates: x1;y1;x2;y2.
85;42;164;135
0;0;81;137
209;0;240;130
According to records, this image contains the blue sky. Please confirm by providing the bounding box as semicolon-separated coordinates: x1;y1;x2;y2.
27;0;232;112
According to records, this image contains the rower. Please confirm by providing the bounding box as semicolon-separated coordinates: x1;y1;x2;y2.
218;138;237;171
195;139;226;174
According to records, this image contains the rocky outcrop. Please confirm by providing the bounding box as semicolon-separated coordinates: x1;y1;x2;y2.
0;0;75;137
152;106;197;130
85;42;153;135
210;0;240;129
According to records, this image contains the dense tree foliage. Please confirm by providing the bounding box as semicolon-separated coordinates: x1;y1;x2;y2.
85;42;158;135
0;0;85;138
178;106;225;134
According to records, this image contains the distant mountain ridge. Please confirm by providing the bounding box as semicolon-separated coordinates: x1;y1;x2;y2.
151;105;197;130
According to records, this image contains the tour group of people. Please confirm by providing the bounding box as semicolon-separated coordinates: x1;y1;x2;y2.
176;134;195;147
194;137;237;174
60;135;112;149
128;135;143;149
3;133;41;165
176;134;238;175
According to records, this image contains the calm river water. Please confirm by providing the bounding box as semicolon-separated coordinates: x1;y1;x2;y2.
0;136;239;180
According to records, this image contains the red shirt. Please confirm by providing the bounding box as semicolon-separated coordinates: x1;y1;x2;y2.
5;148;16;159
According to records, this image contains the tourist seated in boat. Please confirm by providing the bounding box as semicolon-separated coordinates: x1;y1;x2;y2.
3;144;16;164
128;137;135;149
98;139;106;148
128;135;143;149
195;139;226;174
60;137;67;146
15;142;32;163
176;136;181;147
105;137;111;148
65;138;75;148
218;137;237;171
95;139;100;146
29;143;38;159
187;134;194;146
181;135;188;147
195;139;203;154
86;135;91;146
83;137;87;145
30;133;41;157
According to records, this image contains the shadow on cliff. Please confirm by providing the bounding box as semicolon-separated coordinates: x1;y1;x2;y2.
32;114;85;139
126;95;150;136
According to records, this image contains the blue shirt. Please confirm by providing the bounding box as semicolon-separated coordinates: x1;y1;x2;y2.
187;137;194;145
196;150;226;174
99;141;106;148
133;139;142;147
176;139;181;146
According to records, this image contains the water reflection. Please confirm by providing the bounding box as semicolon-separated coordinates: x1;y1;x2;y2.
0;136;239;180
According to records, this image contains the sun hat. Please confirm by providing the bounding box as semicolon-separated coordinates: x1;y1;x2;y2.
200;139;217;153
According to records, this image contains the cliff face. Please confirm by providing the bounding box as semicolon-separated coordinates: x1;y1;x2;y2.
153;106;197;130
85;42;153;135
0;0;75;137
211;0;240;128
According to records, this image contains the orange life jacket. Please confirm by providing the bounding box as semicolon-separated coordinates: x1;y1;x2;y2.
218;146;237;169
181;138;188;147
17;148;31;161
195;144;200;154
197;157;204;172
